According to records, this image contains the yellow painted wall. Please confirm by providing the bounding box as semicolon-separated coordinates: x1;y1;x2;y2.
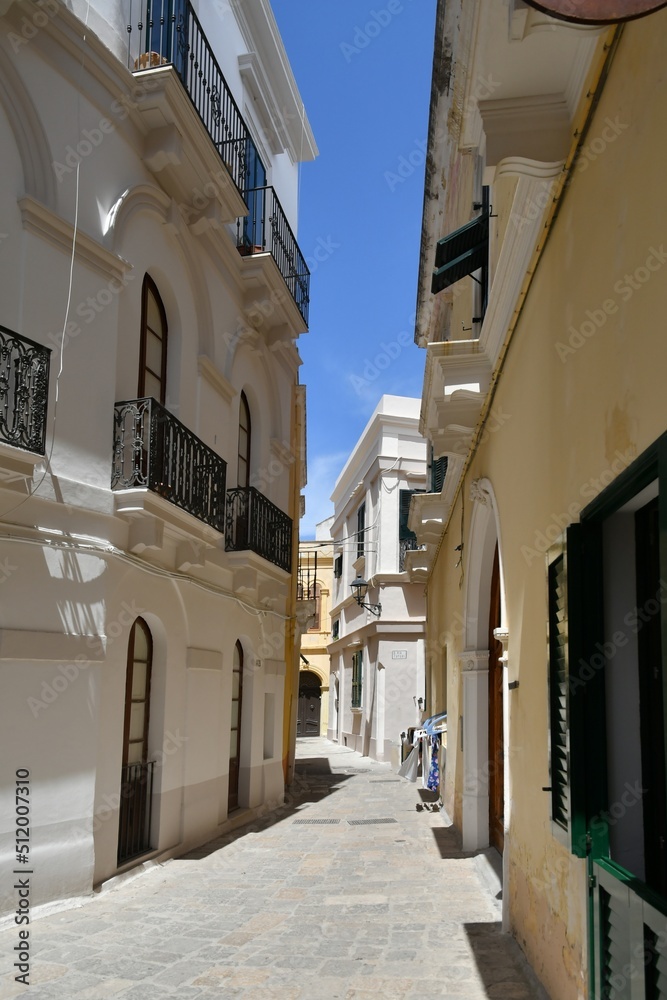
425;16;667;999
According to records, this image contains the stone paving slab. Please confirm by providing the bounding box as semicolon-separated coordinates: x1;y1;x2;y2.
0;739;549;999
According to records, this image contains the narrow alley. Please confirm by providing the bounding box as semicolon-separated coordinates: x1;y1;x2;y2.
0;740;546;999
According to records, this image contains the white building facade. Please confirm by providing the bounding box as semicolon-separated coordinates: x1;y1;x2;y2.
327;396;428;762
0;0;315;918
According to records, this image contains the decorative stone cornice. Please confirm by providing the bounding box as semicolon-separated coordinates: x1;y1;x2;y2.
458;650;489;673
198;356;237;404
19;196;131;283
470;479;492;506
479;93;571;166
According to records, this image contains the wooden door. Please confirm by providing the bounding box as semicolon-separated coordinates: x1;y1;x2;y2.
488;546;504;852
296;671;321;737
228;640;244;812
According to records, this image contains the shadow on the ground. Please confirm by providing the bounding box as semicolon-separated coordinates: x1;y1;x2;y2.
464;922;549;999
430;825;470;860
177;757;355;861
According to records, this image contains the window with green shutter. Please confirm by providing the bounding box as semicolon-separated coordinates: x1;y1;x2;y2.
351;649;363;708
547;548;569;832
548;435;667;1000
429;448;448;494
356;502;366;560
399;489;424;571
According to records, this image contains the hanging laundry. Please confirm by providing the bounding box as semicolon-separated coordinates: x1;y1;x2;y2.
426;734;440;792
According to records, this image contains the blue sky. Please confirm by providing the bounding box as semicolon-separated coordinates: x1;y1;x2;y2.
270;0;437;538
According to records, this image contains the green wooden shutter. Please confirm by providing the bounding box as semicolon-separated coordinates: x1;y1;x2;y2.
352;650;362;708
546;524;587;857
431;456;448;493
548;548;569;831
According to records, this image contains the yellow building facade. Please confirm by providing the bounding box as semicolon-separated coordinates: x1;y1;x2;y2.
411;5;667;998
297;524;334;739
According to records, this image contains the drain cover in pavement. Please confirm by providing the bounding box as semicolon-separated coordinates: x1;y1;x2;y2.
293;818;341;825
369;779;402;783
347;818;398;826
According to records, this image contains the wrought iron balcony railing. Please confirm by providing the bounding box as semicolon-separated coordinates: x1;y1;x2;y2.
0;325;50;455
128;0;255;196
226;486;292;573
237;186;310;326
399;536;424;572
112;397;227;533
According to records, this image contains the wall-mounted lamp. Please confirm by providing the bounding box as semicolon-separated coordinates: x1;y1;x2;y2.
350;574;382;617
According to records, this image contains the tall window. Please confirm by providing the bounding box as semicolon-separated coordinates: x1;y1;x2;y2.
242;141;267;250
351;649;363;708
356;502;366;560
237;391;251;488
139;275;168;404
308;583;322;632
429;446;448;493
118;618;154;864
228;640;244;811
399;489;424;571
548;435;667;998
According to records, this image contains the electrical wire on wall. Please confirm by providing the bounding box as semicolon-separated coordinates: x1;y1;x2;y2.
1;2;92;521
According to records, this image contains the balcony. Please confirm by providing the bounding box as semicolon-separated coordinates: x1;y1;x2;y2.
225;486;292;573
127;3;310;329
399;537;424;573
128;0;252;199
112;398;227;533
237;187;310;327
0;325;50;467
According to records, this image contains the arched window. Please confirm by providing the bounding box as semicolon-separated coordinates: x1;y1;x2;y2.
228;640;244;811
139;275;168;404
237;391;251;488
118;618;154;864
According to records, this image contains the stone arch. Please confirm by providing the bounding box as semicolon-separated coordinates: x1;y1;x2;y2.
0;40;56;208
459;476;510;930
105;183;215;359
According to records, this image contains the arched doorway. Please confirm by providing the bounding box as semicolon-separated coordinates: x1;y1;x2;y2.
118;618;155;865
297;670;321;737
461;479;506;857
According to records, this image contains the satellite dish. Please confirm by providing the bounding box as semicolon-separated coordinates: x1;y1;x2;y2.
523;0;667;23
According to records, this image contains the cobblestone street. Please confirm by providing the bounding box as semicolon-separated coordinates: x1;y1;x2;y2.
0;740;548;999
